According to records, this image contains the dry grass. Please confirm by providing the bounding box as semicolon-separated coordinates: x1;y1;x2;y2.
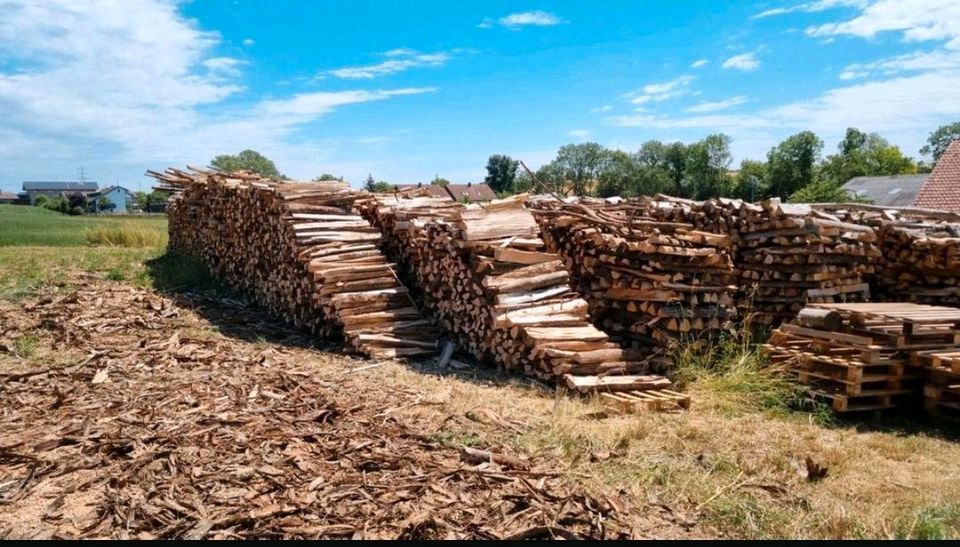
363;351;960;539
84;224;167;247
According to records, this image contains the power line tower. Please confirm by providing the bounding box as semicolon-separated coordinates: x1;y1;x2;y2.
77;165;87;183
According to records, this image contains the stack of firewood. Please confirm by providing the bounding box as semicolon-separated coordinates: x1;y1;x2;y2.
812;203;960;305
529;198;737;355
733;200;878;324
360;194;670;391
149;167;440;359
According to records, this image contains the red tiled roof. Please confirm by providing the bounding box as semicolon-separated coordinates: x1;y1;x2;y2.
914;139;960;212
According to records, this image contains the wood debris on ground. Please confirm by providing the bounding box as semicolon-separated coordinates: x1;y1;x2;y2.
147;167;440;360
0;276;656;539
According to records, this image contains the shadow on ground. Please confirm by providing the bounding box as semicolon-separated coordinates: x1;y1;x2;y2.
143;250;544;393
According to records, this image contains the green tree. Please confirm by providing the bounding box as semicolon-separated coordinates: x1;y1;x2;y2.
820;128;916;186
765;131;823;198
363;174;393;193
553;142;610;195
733;159;767;201
663;142;688;196
33;194;49;207
484;154;520;193
210;149;281;178
596;150;638;197
430;176;450;186
513;170;535;194
920;121;960;162
313;173;343;182
684;133;733;199
636;140;668;169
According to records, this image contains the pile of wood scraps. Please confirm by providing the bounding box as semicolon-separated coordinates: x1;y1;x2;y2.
359;193;679;401
764;302;960;413
529;197;737;360
149;167;440;359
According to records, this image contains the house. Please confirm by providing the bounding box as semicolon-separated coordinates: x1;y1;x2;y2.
444;183;497;202
87;186;133;214
842;174;929;207
0;191;20;204
914;140;960;212
395;183;451;199
394;182;497;202
20;181;99;204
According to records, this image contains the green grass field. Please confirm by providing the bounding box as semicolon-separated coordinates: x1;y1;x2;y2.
0;204;175;299
0;204;168;246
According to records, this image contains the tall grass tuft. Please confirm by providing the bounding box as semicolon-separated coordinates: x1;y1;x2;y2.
671;319;830;420
86;224;167;248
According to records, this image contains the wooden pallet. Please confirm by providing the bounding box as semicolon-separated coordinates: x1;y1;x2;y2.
600;389;691;413
808;387;919;412
913;348;960;373
798;355;905;396
810;302;960;341
924;383;960;419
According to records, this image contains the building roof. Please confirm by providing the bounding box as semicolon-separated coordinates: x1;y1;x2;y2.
22;181;99;192
444;183;496;202
0;192;18;201
88;185;131;197
396;183;451;199
842;174;929;207
914;140;960;212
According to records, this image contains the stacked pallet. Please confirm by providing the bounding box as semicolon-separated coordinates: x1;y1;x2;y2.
736;200;879;325
359;194;671;392
764;303;960;412
529;198;737;356
914;349;960;418
148;167;439;359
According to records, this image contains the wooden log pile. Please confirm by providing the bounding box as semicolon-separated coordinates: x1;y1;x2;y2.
735;200;879;324
148;167;440;359
812;203;960;306
528;198;737;358
763;302;960;413
359;194;670;392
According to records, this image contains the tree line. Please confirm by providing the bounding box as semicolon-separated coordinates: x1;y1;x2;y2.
207;121;960;203
486;122;960;203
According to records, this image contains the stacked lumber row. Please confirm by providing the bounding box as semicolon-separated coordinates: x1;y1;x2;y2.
628;196;880;325
528;198;737;355
812;203;960;305
735;200;879;324
358;194;671;392
148;167;439;359
763;303;960;412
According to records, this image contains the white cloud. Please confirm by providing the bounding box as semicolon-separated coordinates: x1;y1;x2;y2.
568;129;591;139
242;38;254;47
839;70;868;80
384;48;418;57
691;59;709;68
609;71;960;159
806;0;960;49
753;0;867;19
328;49;451;79
591;105;613;113
477;19;494;29
499;11;562;28
722;52;760;71
685;96;748;112
627;75;695;104
202;56;244;76
0;0;436;185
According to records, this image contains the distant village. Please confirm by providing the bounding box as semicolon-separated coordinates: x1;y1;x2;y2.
0;181;168;215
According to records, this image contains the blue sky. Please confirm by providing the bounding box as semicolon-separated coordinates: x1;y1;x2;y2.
2;0;960;192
